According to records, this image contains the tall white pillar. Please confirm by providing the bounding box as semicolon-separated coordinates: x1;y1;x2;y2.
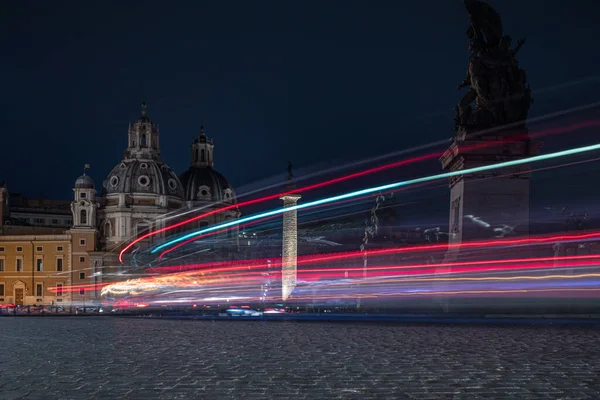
280;193;301;301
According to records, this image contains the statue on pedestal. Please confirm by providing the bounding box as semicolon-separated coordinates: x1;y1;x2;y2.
455;0;532;138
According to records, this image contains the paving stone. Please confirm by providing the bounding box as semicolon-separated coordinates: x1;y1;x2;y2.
1;318;600;399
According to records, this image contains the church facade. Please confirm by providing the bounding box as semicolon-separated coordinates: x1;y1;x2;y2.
0;103;239;307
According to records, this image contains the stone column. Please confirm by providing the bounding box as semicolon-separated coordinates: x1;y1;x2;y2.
280;194;301;301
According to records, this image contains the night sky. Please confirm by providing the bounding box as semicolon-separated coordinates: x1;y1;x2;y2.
2;0;600;202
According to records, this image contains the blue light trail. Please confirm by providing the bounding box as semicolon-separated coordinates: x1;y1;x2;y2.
152;142;600;254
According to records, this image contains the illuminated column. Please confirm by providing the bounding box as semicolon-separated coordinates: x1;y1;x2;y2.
280;193;301;301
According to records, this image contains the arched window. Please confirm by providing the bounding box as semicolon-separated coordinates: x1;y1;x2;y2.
141;134;147;147
200;149;205;162
80;209;87;225
193;148;198;162
103;221;112;238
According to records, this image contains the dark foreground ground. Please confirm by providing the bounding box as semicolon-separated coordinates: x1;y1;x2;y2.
1;317;599;399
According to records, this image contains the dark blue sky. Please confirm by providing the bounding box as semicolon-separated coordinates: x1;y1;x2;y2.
1;0;599;200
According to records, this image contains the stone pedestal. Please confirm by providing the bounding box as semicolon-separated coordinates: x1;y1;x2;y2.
440;129;540;262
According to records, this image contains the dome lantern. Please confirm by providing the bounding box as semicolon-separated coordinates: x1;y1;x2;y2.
191;124;214;168
126;102;161;160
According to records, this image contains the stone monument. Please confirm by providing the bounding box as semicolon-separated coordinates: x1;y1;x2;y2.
440;0;538;260
280;162;301;301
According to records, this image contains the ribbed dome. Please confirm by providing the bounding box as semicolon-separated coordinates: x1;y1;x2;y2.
102;159;184;197
75;174;95;189
179;166;236;204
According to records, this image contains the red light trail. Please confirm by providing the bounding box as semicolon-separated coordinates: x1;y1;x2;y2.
119;119;600;263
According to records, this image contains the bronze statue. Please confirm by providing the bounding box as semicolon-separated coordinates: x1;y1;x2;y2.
464;0;503;49
455;0;531;137
287;161;293;181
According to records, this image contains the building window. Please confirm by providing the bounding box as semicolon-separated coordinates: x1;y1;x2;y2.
0;284;4;296
56;284;63;297
0;259;4;272
80;192;87;199
79;288;85;296
52;219;59;224
36;258;43;272
56;246;64;252
200;149;205;162
56;258;63;272
67;219;73;225
36;283;43;297
138;175;150;187
103;221;112;238
16;258;23;272
34;218;44;224
79;257;85;263
79;272;85;280
80;239;86;246
16;246;23;252
36;246;43;252
80;209;87;225
0;247;4;252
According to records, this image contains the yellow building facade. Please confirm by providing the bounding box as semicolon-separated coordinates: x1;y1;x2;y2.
0;235;72;306
0;178;100;307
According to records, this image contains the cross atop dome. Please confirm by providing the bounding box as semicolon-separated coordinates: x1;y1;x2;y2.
195;123;213;145
141;102;148;118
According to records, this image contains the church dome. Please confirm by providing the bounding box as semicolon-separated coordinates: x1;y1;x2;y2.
179;166;236;204
75;174;95;189
102;159;184;197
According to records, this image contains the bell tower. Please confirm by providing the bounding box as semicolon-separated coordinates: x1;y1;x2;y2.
71;166;98;229
70;165;99;305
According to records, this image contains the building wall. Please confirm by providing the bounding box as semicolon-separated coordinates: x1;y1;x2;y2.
0;235;72;306
70;229;98;304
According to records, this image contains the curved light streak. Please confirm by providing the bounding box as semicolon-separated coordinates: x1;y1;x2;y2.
121;119;600;262
152;142;600;254
149;231;600;275
119;151;442;262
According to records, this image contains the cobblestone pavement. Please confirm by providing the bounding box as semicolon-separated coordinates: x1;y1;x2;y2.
0;317;599;399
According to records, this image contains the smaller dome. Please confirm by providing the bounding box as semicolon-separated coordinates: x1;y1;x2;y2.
179;166;236;204
75;174;95;189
